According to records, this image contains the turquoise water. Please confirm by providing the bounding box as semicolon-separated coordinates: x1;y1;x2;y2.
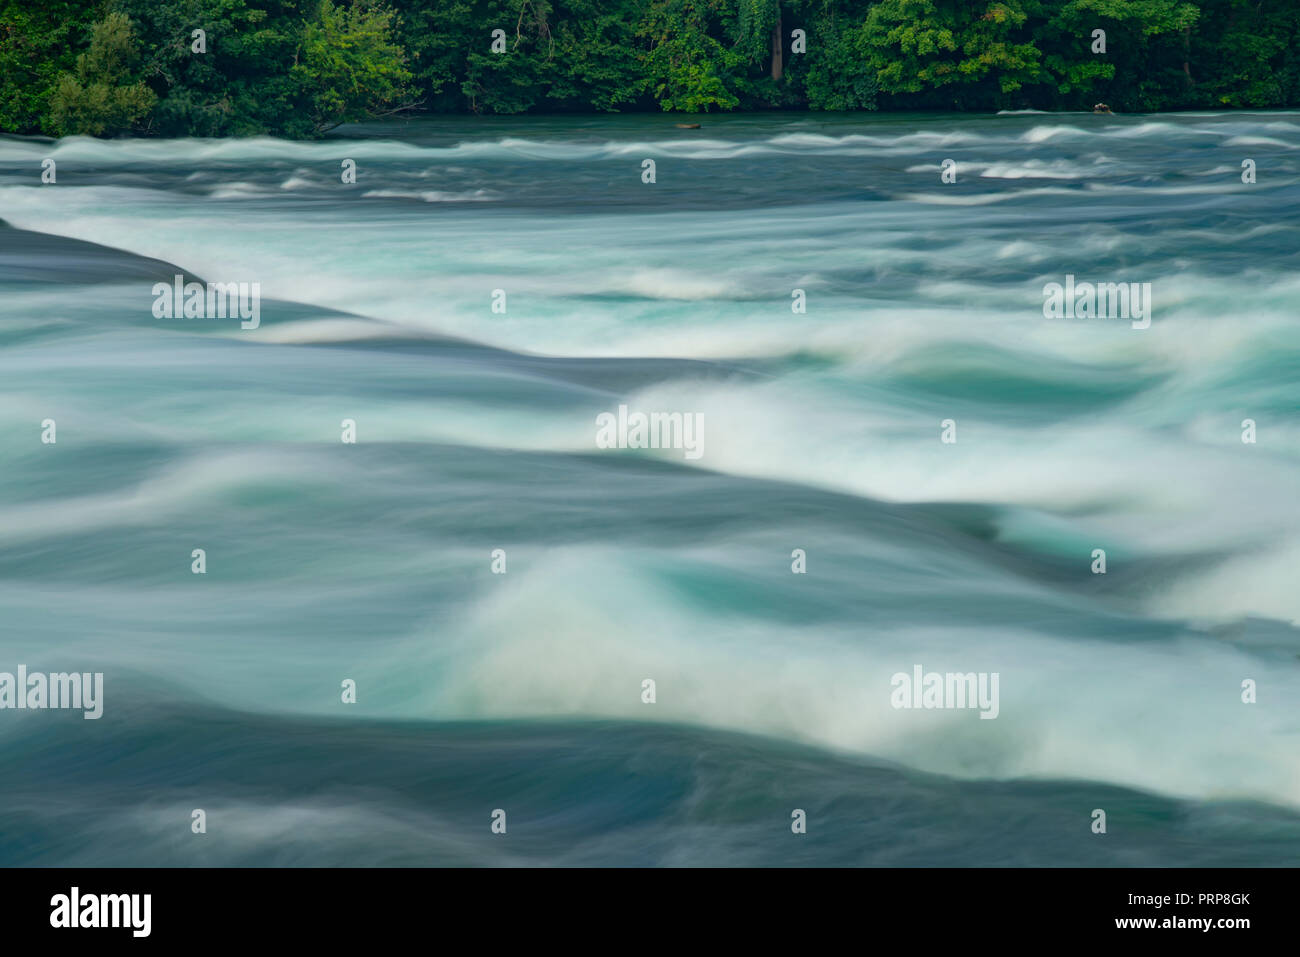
0;111;1298;865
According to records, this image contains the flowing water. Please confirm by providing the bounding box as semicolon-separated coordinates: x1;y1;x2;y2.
1;111;1298;865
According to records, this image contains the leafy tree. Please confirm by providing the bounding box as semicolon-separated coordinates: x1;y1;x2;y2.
544;0;649;111
1041;0;1200;110
116;0;305;137
1189;0;1300;108
0;0;101;135
5;0;1300;136
461;48;544;113
859;0;1043;110
388;0;477;112
292;0;414;133
781;0;875;110
803;29;878;110
637;0;747;112
49;11;156;135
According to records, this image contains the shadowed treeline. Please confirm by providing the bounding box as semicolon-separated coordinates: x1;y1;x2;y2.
2;0;1299;139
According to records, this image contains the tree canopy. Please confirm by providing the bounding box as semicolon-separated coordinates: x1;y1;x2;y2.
1;0;1296;137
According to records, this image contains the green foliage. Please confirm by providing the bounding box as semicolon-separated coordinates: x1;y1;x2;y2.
1040;0;1201;110
293;0;413;133
462;49;542;113
858;0;1044;109
800;9;876;110
733;0;778;63
0;0;103;134
3;0;1300;137
116;0;309;137
543;2;648;111
1189;0;1300;108
637;0;745;112
49;11;156;135
457;1;546;113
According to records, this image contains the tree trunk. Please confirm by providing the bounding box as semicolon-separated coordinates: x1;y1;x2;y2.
771;8;783;81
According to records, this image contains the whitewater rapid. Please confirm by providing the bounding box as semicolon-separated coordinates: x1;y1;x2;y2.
1;112;1297;836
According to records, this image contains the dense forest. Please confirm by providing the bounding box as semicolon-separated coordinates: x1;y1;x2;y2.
2;0;1298;138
